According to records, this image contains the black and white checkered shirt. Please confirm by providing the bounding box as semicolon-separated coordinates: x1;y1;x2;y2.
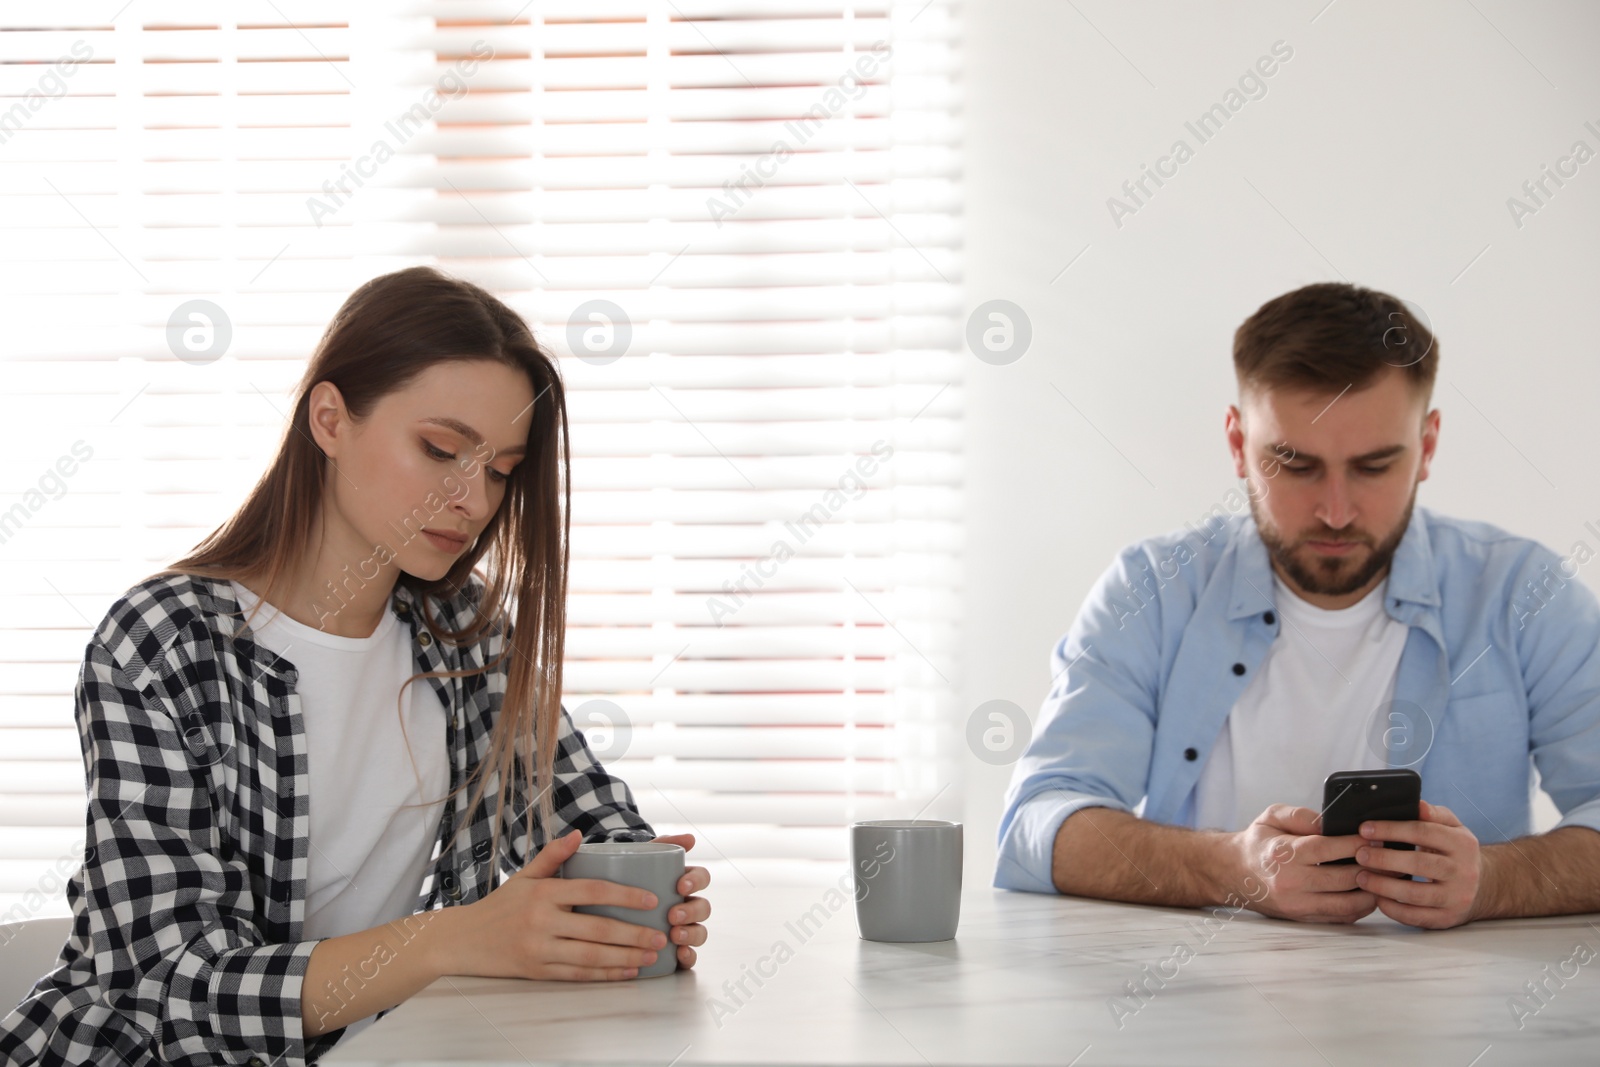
0;572;655;1066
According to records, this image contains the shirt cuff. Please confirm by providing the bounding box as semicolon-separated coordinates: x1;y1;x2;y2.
1552;797;1600;837
200;939;321;1065
994;789;1130;894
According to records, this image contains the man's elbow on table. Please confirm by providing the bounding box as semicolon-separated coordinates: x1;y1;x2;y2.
992;789;1130;896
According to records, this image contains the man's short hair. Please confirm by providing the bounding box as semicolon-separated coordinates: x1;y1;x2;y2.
1233;282;1438;401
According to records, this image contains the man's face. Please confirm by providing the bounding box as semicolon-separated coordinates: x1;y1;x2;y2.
1226;367;1440;609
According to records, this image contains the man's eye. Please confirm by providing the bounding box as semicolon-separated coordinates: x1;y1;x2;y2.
1282;464;1312;475
1358;465;1391;475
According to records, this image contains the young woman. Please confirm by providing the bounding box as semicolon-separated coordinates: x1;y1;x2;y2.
0;267;711;1066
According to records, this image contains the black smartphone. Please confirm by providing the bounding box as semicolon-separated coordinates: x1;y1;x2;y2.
1320;769;1420;873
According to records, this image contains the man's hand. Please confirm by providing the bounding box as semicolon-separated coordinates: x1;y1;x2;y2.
1354;799;1482;929
651;833;711;969
1231;804;1377;923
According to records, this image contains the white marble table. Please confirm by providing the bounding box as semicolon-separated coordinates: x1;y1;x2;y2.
328;884;1600;1065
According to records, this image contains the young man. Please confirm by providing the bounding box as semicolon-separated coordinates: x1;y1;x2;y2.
994;282;1600;929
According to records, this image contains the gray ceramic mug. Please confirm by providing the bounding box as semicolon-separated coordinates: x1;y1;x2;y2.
850;820;962;942
558;841;685;978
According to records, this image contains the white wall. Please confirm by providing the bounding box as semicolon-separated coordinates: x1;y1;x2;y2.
959;0;1600;887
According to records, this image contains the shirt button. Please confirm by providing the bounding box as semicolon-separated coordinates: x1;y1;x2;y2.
1184;747;1198;761
1232;662;1246;676
1263;611;1275;625
447;883;462;900
418;632;433;647
250;1059;265;1067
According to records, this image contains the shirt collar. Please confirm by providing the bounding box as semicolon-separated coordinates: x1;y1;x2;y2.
191;574;301;682
1225;505;1440;621
1382;506;1442;610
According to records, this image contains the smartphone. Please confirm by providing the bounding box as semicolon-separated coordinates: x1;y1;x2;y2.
1320;769;1420;873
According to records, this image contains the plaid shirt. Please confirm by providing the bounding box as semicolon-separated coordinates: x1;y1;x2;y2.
1;572;655;1066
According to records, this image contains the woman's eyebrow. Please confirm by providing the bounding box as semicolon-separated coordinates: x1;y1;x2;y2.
419;416;526;457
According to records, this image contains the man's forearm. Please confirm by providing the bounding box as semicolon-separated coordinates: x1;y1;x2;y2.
1051;807;1240;907
301;908;453;1040
1471;826;1600;921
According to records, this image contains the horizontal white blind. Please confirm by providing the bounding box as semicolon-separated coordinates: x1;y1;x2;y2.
0;0;962;915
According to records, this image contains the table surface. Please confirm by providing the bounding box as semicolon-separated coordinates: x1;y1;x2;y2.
327;883;1600;1066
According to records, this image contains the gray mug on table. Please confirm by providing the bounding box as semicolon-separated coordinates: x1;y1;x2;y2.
850;820;962;942
558;841;684;978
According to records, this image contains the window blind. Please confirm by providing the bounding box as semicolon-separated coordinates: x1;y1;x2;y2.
0;0;962;918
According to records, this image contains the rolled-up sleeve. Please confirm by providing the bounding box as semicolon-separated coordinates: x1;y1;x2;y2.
68;638;334;1067
1516;550;1600;838
994;545;1168;894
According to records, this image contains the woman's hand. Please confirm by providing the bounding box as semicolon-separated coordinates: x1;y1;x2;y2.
435;829;669;981
652;832;712;969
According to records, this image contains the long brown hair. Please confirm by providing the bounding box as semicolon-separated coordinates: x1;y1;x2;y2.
155;264;568;862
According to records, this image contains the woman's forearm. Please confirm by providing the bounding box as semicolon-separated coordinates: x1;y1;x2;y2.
301;907;456;1040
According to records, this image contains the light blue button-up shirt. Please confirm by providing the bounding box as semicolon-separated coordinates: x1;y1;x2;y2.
994;505;1600;894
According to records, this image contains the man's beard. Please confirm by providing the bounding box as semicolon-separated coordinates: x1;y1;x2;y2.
1250;485;1416;599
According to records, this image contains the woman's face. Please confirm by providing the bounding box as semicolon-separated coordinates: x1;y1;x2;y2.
311;359;535;583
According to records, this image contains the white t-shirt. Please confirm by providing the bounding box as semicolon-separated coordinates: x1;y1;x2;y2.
1192;572;1409;832
230;581;450;1041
